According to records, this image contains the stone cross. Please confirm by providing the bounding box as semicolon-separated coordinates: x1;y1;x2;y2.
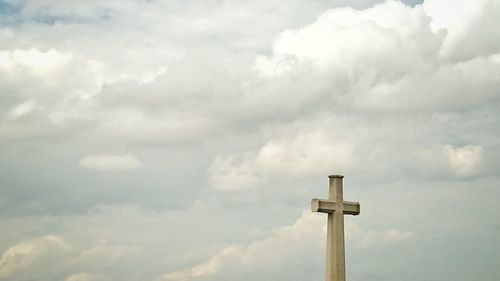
311;175;360;281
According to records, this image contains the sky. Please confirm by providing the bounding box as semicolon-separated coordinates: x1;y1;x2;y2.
0;0;499;280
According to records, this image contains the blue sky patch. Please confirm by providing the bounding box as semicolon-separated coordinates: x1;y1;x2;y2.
0;0;22;15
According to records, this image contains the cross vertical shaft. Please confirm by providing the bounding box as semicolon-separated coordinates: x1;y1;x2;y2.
326;175;345;281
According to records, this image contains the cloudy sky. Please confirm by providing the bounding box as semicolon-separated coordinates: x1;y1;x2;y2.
1;0;500;280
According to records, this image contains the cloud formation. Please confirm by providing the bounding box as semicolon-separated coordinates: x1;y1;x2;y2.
161;211;413;281
79;154;143;172
209;130;354;191
0;236;70;279
1;0;500;281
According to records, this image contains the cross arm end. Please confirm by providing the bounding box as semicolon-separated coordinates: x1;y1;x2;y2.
311;198;321;212
342;201;360;216
311;198;336;213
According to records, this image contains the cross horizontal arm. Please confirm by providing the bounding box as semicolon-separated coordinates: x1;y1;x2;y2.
342;201;360;215
311;198;336;213
311;199;360;215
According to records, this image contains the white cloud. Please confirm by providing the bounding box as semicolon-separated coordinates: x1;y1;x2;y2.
346;223;415;248
256;131;353;174
161;210;414;281
2;0;499;147
208;154;263;192
254;0;500;113
160;211;323;281
0;49;73;74
0;228;139;281
6;99;38;120
253;55;298;78
443;145;483;176
0;236;70;279
161;246;243;281
0;48;106;141
79;154;143;172
65;273;101;281
423;0;500;60
257;1;439;71
140;66;168;84
209;130;354;192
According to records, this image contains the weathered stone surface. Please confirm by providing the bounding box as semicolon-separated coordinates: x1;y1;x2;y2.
311;175;360;281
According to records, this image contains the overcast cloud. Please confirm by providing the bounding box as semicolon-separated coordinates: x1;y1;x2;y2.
1;0;500;280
